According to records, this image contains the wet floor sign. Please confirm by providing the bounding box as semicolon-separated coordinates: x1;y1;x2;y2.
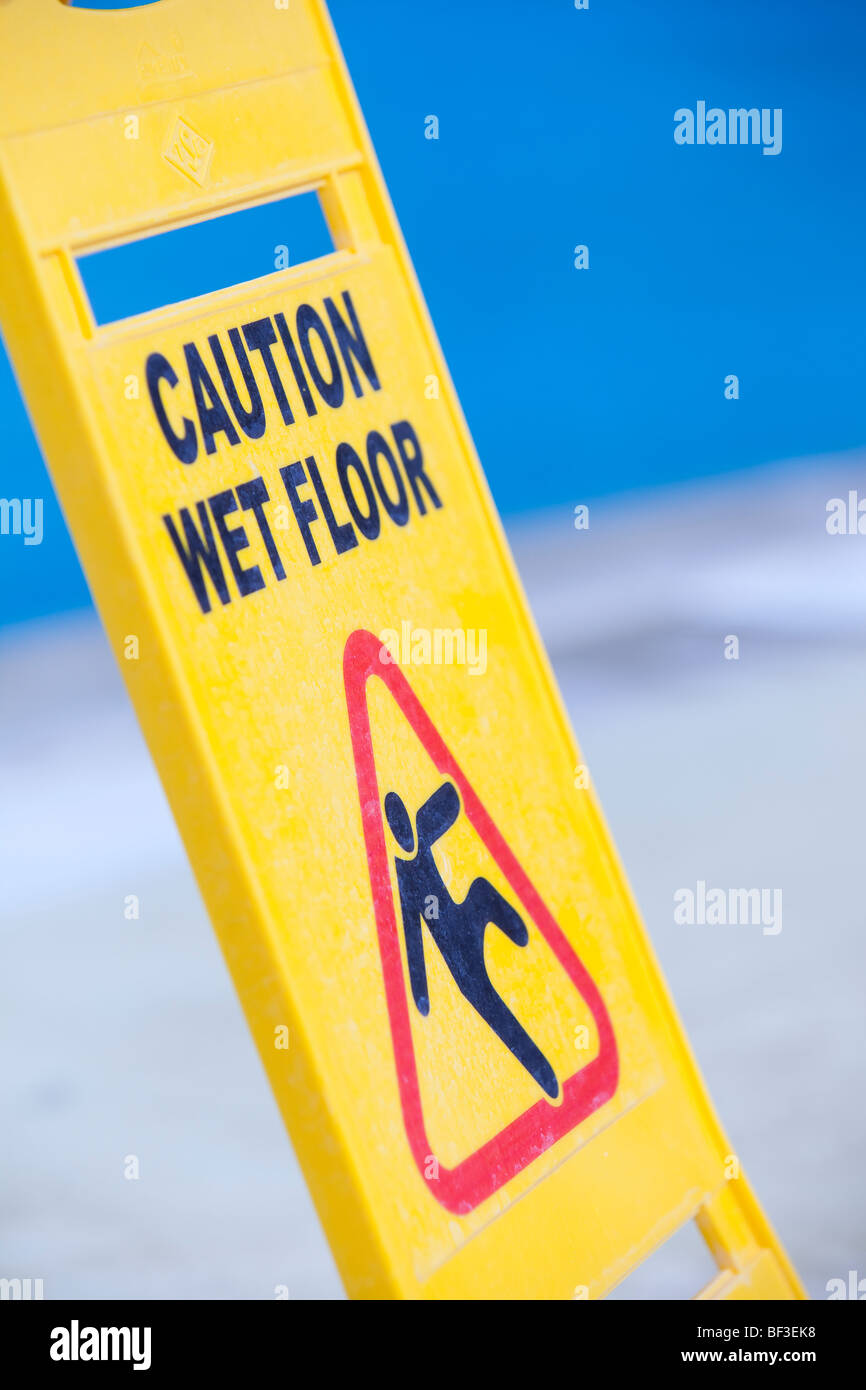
0;0;803;1299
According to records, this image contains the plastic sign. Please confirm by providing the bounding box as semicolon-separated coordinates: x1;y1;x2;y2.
0;0;804;1300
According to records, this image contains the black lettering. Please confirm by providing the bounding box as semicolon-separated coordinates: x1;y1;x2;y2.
279;460;321;565
146;353;197;464
184;343;241;455
237;476;286;582
208;488;265;598
274;312;317;417
296;304;344;409
163;503;230;613
242;318;295;426
336;442;380;541
305;455;358;556
392;420;442;514
324;291;380;397
208;330;266;440
366;430;409;526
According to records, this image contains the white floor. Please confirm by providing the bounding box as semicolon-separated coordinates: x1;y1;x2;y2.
1;454;864;1299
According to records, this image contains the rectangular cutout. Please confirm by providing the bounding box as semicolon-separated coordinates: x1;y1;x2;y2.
76;190;335;326
607;1218;719;1300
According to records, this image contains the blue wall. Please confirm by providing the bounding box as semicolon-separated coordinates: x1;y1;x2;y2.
2;0;864;624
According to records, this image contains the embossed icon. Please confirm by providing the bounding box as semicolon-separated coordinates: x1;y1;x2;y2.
163;115;213;186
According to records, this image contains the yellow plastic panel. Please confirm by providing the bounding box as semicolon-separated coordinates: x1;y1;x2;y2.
0;0;805;1300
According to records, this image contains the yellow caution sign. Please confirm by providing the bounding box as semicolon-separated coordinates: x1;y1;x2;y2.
0;0;803;1299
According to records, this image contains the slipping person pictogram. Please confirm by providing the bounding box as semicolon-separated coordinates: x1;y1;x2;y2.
384;781;559;1099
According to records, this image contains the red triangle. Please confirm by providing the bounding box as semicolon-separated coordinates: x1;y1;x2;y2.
343;629;619;1215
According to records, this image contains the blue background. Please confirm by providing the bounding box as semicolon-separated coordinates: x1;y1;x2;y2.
2;0;864;624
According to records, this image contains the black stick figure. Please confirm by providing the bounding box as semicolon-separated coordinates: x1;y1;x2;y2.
385;781;559;1099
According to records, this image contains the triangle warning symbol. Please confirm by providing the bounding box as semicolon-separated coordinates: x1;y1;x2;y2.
343;629;619;1215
